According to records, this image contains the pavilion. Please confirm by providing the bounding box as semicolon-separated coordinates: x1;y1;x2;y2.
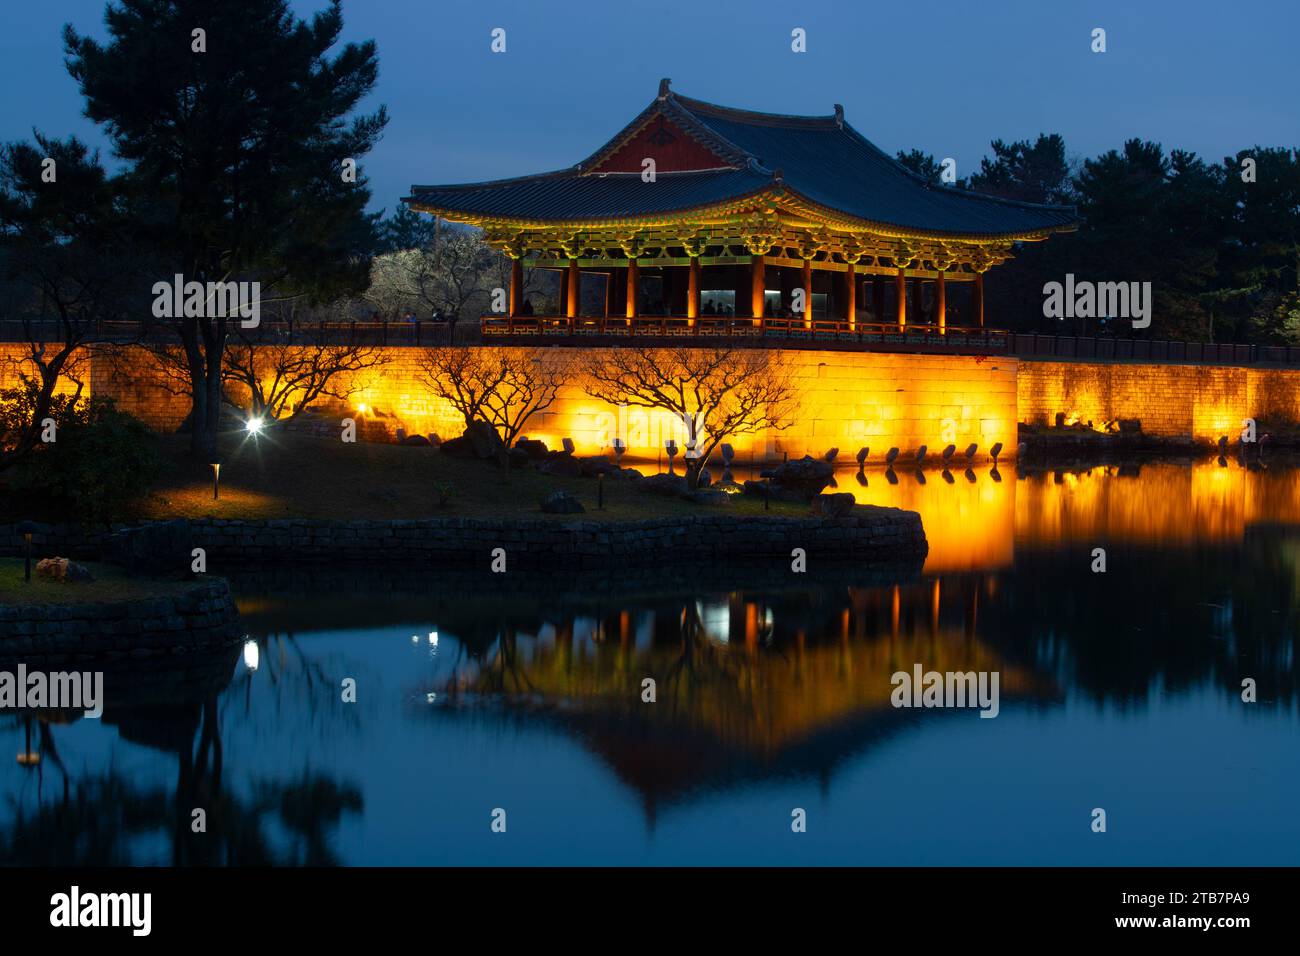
404;80;1078;341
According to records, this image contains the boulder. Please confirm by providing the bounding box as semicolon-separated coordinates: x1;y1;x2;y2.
812;492;856;518
400;434;431;447
540;491;585;514
34;557;95;583
465;420;505;459
537;455;583;478
642;473;690;497
515;437;549;459
767;456;834;500
578;455;619;477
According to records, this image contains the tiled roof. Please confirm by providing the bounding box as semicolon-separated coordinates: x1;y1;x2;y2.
407;86;1078;239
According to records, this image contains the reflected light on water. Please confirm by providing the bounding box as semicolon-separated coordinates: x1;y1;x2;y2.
832;460;1300;573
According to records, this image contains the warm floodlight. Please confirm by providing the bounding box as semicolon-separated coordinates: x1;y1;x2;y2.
245;416;265;436
210;462;221;500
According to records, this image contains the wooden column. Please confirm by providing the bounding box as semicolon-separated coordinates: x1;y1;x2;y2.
843;262;856;331
802;258;813;329
750;254;765;325
687;257;700;322
935;269;946;334
974;272;985;327
566;260;580;320
509;258;523;317
873;277;885;324
895;267;907;329
626;259;639;319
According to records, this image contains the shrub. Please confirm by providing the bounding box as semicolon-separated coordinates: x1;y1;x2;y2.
10;398;159;524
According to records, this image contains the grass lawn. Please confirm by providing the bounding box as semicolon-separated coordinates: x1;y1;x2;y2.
129;430;808;522
0;558;198;606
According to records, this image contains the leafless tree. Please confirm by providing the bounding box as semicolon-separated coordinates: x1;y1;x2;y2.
220;297;389;422
368;231;496;341
582;347;796;488
417;346;569;464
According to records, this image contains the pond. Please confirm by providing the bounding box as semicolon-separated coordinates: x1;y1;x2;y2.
2;460;1297;865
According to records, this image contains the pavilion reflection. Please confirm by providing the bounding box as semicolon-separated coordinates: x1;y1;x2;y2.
436;574;1053;813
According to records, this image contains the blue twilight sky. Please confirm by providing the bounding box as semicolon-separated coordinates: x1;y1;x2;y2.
1;0;1296;214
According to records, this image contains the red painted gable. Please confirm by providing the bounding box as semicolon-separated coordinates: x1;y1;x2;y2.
591;115;731;173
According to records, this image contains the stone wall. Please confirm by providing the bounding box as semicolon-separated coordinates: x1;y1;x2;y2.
5;342;1296;454
2;510;927;570
1;344;1019;462
1016;360;1300;441
0;578;243;652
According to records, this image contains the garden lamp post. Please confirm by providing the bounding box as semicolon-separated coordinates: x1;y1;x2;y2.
211;462;221;501
16;520;43;583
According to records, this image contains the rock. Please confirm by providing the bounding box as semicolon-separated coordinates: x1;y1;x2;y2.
36;558;67;581
537;455;583;478
642;473;690;497
540;491;585;514
400;434;431;447
515;438;549;459
578;455;619;477
812;492;856;517
767;456;834;500
465;420;505;459
33;557;94;583
105;519;192;575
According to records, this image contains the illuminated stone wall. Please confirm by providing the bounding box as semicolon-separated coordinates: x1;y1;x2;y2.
1016;360;1300;441
4;343;1296;455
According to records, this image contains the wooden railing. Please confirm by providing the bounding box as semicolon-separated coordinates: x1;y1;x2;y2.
5;315;1298;365
481;314;1012;351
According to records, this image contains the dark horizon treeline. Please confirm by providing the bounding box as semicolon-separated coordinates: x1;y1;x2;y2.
897;137;1300;344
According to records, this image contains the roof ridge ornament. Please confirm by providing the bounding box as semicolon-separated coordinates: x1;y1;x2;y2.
658;77;672;100
833;104;844;129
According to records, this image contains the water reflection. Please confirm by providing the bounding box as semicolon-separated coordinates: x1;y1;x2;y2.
1;461;1297;865
835;459;1300;571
